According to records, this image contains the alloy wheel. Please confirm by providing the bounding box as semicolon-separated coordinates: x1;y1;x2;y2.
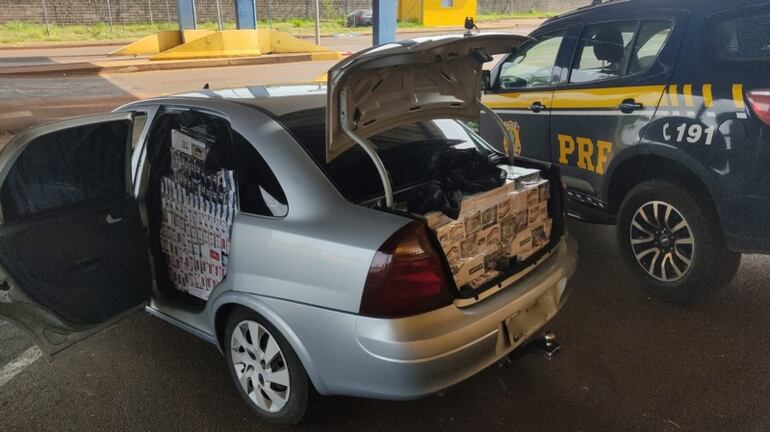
230;320;291;413
629;200;695;282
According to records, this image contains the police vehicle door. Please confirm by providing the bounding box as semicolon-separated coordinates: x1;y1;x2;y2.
550;17;681;207
481;30;566;161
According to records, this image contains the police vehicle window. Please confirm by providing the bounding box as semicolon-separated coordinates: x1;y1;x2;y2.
233;131;288;217
709;9;770;61
570;21;637;84
0;121;128;223
628;20;672;74
498;32;564;89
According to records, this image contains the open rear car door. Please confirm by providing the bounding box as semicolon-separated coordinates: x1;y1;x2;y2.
0;113;152;357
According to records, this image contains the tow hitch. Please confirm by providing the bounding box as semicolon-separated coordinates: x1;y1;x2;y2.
529;331;560;357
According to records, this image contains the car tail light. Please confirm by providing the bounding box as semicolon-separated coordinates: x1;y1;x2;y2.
747;90;770;126
360;221;453;318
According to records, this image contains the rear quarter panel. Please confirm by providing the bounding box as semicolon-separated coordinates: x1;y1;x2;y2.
634;2;770;250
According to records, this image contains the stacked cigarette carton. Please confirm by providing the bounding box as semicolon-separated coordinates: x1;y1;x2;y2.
425;167;552;291
159;129;236;301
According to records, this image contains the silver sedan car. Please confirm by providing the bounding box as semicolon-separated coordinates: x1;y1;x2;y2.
0;35;577;424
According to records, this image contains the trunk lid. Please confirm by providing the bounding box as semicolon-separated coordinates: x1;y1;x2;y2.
325;33;530;162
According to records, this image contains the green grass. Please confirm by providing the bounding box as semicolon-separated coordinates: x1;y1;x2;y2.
477;10;558;20
0;13;545;45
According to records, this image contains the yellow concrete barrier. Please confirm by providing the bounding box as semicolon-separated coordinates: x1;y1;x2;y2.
151;30;262;60
109;30;213;56
112;28;335;61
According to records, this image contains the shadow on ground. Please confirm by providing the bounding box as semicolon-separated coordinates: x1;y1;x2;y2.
1;220;769;431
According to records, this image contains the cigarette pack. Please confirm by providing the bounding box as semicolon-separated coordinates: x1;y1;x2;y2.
463;210;483;236
452;255;484;288
531;223;548;250
496;196;513;220
436;221;465;248
460;234;479;259
476;223;502;254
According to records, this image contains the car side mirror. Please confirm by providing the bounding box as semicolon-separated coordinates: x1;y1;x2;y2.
481;70;491;91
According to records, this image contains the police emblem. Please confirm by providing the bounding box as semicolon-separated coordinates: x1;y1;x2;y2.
503;120;522;157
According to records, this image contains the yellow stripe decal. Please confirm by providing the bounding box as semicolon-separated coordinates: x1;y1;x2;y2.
668;84;679;107
683;84;694;107
482;92;553;110
551;85;666;109
703;84;714;108
732;84;745;109
483;85;666;111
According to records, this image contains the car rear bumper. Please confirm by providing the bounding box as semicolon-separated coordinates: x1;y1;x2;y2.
258;235;577;399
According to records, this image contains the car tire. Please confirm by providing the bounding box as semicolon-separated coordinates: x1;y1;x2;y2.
224;308;311;425
616;179;741;303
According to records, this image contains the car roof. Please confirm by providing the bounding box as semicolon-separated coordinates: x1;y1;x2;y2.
538;0;766;32
171;84;328;117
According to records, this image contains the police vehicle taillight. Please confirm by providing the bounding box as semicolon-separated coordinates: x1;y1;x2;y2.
747;90;770;126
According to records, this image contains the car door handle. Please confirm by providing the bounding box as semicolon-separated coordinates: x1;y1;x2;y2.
105;214;123;224
619;99;644;113
529;101;546;113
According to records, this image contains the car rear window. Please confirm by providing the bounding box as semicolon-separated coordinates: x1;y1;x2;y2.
277;108;496;203
709;8;770;61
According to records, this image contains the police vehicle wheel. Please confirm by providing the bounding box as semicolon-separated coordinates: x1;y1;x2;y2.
224;308;312;425
617;179;741;303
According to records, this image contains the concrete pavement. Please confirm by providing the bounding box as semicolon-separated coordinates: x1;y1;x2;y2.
1;220;769;431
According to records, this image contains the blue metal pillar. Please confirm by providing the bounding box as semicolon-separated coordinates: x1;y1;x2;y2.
235;0;258;29
177;0;196;30
372;0;397;46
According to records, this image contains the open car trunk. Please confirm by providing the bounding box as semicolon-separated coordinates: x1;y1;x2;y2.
279;108;564;299
317;32;560;298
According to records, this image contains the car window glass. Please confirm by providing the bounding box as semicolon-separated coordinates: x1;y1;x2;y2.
0;121;128;223
570;21;637;84
709;9;770;61
131;113;147;151
498;32;564;89
628;20;672;74
233;132;288;217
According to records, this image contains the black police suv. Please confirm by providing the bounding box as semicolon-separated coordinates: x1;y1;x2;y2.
481;0;770;301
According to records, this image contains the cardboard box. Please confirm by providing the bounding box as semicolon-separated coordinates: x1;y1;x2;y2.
539;182;550;203
436;221;465;247
500;217;516;243
531;223;548;250
445;243;462;269
463;210;483;236
479;202;498;229
160;129;236;301
483;250;502;272
512;209;528;234
460;234;479;258
496;196;513;221
524;185;540;208
514;230;534;260
528;201;548;226
476;223;502;254
453;255;484;288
